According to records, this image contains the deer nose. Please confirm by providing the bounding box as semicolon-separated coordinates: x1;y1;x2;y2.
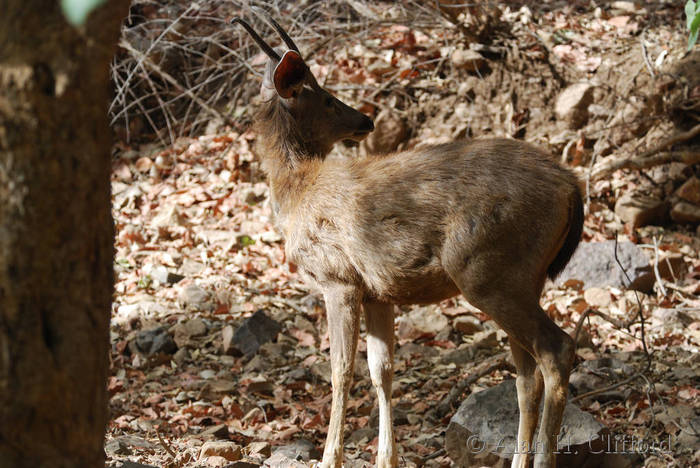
360;115;374;133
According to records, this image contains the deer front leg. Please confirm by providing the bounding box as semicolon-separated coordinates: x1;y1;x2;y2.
320;285;361;468
363;302;398;468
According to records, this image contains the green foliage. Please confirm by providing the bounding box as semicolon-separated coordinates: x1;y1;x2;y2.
687;0;700;50
137;275;152;289
61;0;107;26
238;235;256;248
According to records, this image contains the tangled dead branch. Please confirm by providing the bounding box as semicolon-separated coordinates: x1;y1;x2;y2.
109;0;472;145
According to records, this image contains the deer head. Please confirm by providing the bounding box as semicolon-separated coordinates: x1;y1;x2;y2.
232;14;374;159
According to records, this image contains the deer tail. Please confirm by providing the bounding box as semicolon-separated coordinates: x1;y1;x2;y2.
547;185;584;279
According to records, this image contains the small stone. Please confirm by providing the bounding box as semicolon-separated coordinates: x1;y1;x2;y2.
105;439;131;456
583;287;612;308
232;310;282;357
132;327;176;356
222;325;236;355
244;183;268;205
152;204;184;228
346;427;377;445
173;347;189;365
675;176;700;205
263;453;308;468
173;318;208;348
204;456;228;467
178;284;211;309
113;435;155;450
150;265;184;285
271;439;321;461
182;258;206;275
248;441;272;458
134;156;153;173
208;379;237;393
555;83;593;129
199;441;242;461
200;424;230;439
471;330;497;349
614;192;668;228
453;315;483;335
611;1;641;13
670;201;700;223
451;49;486;73
441;345;475;365
396;306;448;340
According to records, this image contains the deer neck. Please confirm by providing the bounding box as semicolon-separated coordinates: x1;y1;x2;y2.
254;100;327;221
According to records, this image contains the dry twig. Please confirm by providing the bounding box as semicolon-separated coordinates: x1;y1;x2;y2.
591;123;700;180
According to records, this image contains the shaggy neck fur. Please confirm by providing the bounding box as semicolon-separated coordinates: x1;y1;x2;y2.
253;99;326;215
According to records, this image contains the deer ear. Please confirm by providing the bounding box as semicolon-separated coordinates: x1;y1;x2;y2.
273;50;307;99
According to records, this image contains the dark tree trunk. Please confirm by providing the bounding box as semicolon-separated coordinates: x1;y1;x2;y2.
0;1;128;467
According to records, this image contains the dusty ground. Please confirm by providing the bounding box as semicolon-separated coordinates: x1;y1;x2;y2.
106;2;699;467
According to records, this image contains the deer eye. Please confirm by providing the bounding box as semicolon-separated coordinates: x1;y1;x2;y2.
324;96;334;107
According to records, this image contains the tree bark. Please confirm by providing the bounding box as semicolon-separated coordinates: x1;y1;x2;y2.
0;1;128;467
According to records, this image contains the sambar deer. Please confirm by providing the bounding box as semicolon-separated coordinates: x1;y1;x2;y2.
232;14;583;468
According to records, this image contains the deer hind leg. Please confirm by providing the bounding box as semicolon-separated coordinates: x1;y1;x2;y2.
532;322;575;468
363;302;398;468
449;266;574;468
321;285;361;468
510;338;544;468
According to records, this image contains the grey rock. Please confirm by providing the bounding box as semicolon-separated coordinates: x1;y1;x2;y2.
105;438;131;456
451;49;487;73
555;83;594;129
199;441;242;461
208;379;238;393
172;318;208;347
222;324;236;355
445;379;606;468
132;326;177;356
570;357;635;401
675;176;700;205
555;241;653;292
670;201;700;223
271;439;321;462
200;423;230;439
396;342;440;359
178;284;211;309
151;265;185;285
453;315;484;335
173;347;189;365
233;310;282;357
182;258;206;275
346;427;377;445
113;435;155;449
263;453;308;468
441;345;476;365
614;193;669;228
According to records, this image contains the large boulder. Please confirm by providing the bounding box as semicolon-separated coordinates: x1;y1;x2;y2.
445;379;606;468
554;240;654;292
